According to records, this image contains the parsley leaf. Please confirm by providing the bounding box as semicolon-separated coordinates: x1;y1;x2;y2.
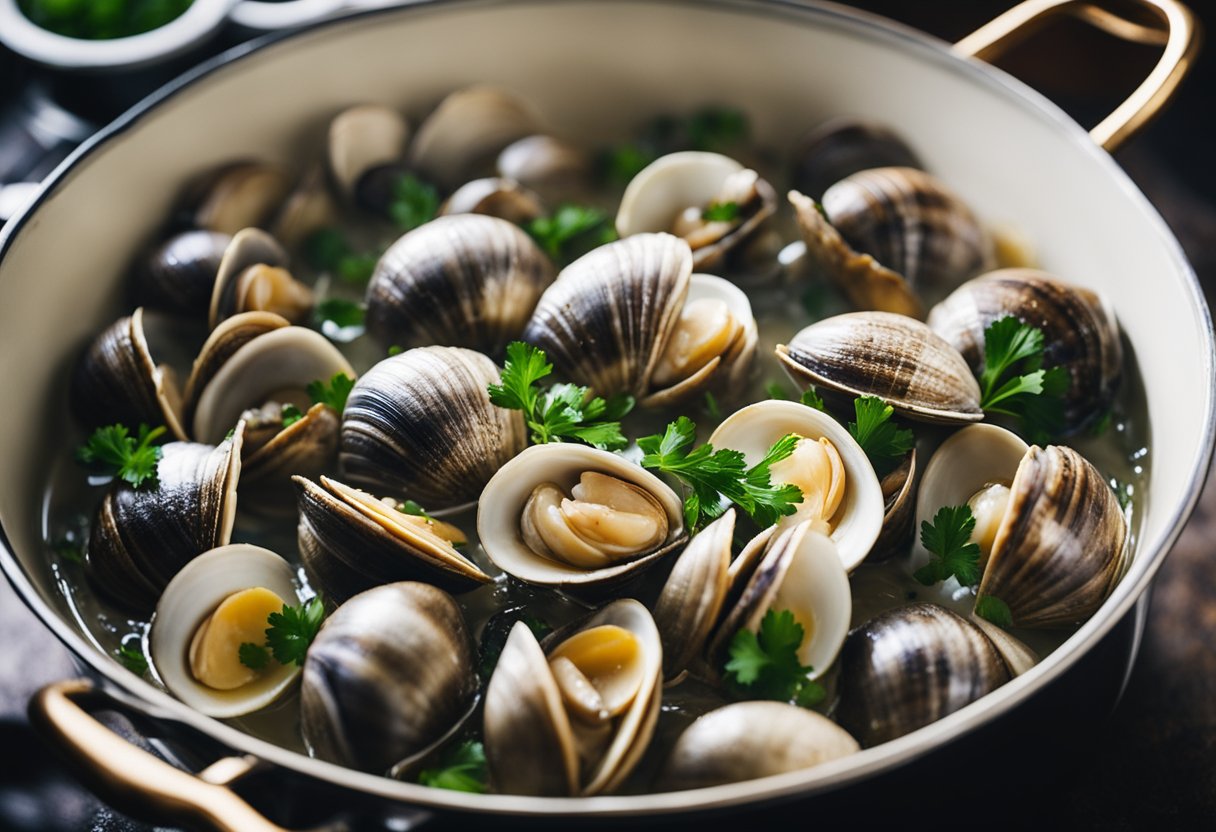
914;505;982;587
302;228;379;286
848;396;914;477
76;423;166;489
686;106;749;152
975;595;1013;628
525;204;617;264
399;499;431;519
281;404;304;428
418;740;487;793
488;342;632;450
800;387;825;411
238;642;271;670
600;143;657;185
314;298;365;330
724;609;824;707
977;316;1069;443
638;417;802;529
116;640;148;676
308;373;356;413
265;597;325;666
702;201;740;222
766;382;791;400
704;391;721;420
388;172;439;231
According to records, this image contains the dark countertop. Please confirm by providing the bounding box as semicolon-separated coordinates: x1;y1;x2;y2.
2;2;1215;830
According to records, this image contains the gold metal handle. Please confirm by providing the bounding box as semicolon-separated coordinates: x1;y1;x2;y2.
955;0;1201;152
29;678;290;832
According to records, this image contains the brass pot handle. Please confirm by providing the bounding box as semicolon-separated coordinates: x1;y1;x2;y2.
954;0;1202;152
29;678;291;832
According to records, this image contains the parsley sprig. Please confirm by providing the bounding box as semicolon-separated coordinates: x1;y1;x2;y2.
388;172;439;231
975;595;1013;628
638;417;803;529
418;740;488;793
848;396;914;477
239;597;325;669
116;639;148;676
281;404;304;428
314;298;366;330
977;316;1069;442
525;205;617;265
913;505;982;587
702;201;740;222
308;372;356;413
487;342;633;450
302;228;379;286
724;609;825;707
76;423;166;489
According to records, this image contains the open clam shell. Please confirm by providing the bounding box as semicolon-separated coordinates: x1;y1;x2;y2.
658;701;859;791
708;399;884;571
301;582;478;774
791;117;922;200
239;402;340;516
208;228;314;329
135;230;231;318
364;214;555;354
615;151;777;270
869;448;917;562
327;104;410;201
408;86;539;189
150;544;302;718
776;311;983;424
478;444;686;589
184;161;289;235
497;135;592;202
270;163;339;248
295;474;490;605
440;177;545;224
340;346;527;508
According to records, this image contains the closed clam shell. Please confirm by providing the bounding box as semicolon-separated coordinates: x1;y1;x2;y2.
340;346;527;508
185;161;289;235
327;104;410;200
658;701;859;791
977;444;1127;628
776;311;983;424
301;582;477;774
209;228;313;329
408;86;539;188
478;443;686;588
364;214;555;354
440;177;544;224
70;307;189;440
150;544;301;718
835;603;1011;747
135;230;231;317
791;117;922;200
86;427;243;614
927;269;1123;433
522;233;692;398
294;474;490;605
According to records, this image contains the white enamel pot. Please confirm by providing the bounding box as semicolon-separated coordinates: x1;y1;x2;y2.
2;0;1212;827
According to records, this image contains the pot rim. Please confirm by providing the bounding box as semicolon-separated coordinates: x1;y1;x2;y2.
1;0;1212;817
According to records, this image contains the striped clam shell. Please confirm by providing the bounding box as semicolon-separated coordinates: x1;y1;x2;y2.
365;214;555;354
301;582;477;774
835;603;1011;747
776;311;982;424
522;233;692;398
978;444;1128;628
927;269;1123;434
134;230;230;318
791;118;922;200
340;346;527;508
208;227;313;329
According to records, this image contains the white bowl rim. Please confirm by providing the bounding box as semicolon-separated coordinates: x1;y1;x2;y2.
0;0;1212;818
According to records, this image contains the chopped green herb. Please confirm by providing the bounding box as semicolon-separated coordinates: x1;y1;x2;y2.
975;595;1013;628
600;143;657;185
224;427;236;442
686;106;749;152
18;0;192;40
1113;480;1134;512
701;201;741;222
308;373;356;413
314;298;365;331
766;382;791;400
387;345;404;357
265;597;325;666
388;172;439;231
52;536;85;565
801;282;830;318
724;609;824;707
848;396;914;477
478;609;552;681
116;640;148;676
281;404;304;428
800;387;825;411
488;342;632;450
525;204;617;264
418;740;487;793
399;499;431;519
337;253;378;286
638;417;802;529
302;228;351;273
814;201;830;222
238;642;271;670
704;391;721;420
913;505;982;587
76;423;166;489
977;316;1069;443
1089;409;1113;437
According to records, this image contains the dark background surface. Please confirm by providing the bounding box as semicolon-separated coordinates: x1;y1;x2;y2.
1;1;1215;830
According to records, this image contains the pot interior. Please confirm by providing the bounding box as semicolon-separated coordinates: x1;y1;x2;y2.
0;0;1209;816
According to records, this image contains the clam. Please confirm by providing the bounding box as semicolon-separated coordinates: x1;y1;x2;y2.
869;448;918;562
524;232;743;403
916;424;1128;627
134;230;231;317
149;544;302;718
86;427;243;614
239;403;340;517
208;228;314;329
497;135;592;202
790;117;922;200
776;311;983;424
294;474;491;605
408;86;539;189
340;346;527;508
301;582;478;774
658;701;859;791
483;599;662;796
478;443;686;589
615;151;777;270
440;177;545;224
270;163;340;248
70;307;188;441
364;214;555;354
835;603;1011;747
708;400;884;571
183;161;290;235
327;104;410;203
927;269;1123;434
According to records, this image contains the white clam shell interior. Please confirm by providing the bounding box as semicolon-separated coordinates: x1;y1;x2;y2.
328;104;410;197
616;151;744;238
149;544;301;718
708;400;883;571
771;527;852;680
477;444;684;586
